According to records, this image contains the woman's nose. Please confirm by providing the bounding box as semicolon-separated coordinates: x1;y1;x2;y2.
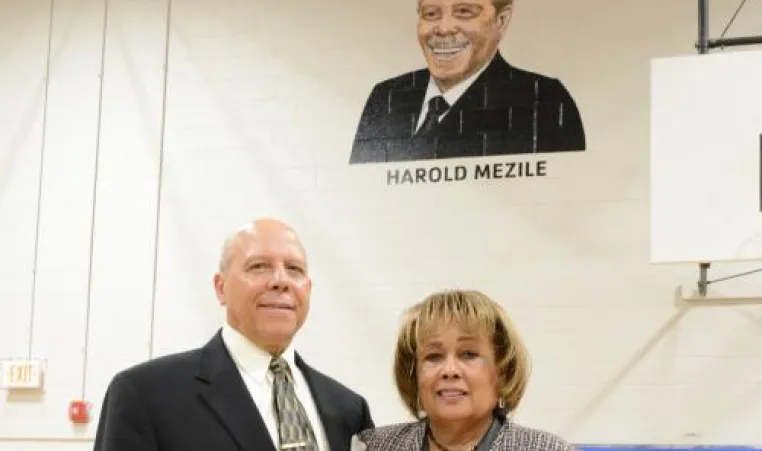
441;356;461;378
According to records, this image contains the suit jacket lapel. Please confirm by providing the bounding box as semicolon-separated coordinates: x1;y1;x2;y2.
488;422;509;451
409;422;427;450
412;83;429;135
395;70;429;137
197;331;277;451
296;354;347;451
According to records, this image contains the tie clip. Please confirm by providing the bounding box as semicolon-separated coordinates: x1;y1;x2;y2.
281;442;308;449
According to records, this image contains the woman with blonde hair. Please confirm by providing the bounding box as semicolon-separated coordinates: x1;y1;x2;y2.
358;289;575;451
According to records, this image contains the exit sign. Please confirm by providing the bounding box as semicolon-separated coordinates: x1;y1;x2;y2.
0;359;45;389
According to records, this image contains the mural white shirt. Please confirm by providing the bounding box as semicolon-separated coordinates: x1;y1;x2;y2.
415;57;492;133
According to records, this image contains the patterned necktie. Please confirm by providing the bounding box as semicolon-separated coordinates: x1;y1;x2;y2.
416;95;450;137
270;356;319;451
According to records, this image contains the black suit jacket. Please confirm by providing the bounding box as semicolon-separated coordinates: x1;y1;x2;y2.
350;53;585;164
92;331;374;451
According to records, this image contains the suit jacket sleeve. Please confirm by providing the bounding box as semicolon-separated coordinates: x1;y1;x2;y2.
554;79;585;151
349;84;385;164
359;395;374;430
93;373;159;451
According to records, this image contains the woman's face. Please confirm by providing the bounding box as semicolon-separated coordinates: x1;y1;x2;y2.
416;322;499;425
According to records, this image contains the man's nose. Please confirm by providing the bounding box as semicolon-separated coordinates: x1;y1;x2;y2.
435;14;458;35
268;265;290;290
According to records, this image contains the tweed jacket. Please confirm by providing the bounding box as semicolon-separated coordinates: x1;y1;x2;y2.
357;419;576;451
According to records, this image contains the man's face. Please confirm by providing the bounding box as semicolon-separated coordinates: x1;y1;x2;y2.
417;0;511;92
214;223;312;354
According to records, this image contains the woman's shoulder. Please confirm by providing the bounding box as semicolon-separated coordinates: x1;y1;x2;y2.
501;421;577;451
358;421;425;449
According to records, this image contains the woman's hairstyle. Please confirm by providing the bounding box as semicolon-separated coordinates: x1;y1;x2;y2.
393;289;530;418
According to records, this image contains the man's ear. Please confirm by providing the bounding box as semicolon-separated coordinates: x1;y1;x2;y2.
496;5;513;35
213;272;226;305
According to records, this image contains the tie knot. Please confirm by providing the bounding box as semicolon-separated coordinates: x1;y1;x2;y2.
428;95;449;116
269;356;289;375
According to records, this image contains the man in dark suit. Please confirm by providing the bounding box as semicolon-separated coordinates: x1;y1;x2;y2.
349;0;585;164
93;218;374;451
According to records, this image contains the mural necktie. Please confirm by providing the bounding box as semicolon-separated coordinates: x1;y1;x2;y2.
270;357;319;451
416;95;450;137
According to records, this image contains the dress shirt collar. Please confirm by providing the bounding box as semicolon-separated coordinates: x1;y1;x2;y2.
221;321;299;384
422;51;494;110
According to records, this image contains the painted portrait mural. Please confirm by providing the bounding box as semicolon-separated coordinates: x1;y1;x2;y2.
349;0;586;164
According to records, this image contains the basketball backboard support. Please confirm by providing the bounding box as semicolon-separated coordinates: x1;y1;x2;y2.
652;1;762;303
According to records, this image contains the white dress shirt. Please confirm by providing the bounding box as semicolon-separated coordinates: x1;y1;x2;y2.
415;57;493;133
221;323;330;451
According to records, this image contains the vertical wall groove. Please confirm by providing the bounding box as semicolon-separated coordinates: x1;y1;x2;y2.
148;0;173;359
27;0;56;360
80;0;111;399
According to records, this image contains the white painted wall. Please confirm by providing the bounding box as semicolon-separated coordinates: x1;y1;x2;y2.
1;0;762;450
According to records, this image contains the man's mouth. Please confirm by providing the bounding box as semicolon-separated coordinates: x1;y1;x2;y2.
429;43;470;60
436;389;467;398
259;303;295;311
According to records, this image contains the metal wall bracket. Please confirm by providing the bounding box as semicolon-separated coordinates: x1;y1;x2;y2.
697;0;762;54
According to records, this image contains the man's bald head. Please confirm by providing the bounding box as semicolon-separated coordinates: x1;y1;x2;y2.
218;218;307;273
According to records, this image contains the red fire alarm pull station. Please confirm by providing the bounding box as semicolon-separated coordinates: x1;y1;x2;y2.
69;400;91;423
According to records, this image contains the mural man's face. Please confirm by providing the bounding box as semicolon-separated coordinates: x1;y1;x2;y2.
417;0;511;92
